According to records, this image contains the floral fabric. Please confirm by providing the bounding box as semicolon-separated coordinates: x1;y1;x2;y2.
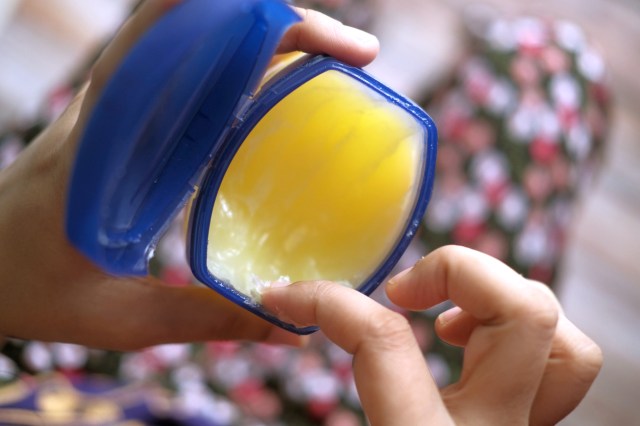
420;14;610;285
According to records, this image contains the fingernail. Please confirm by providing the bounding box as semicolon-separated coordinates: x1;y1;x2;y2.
251;281;290;303
259;283;296;326
438;306;462;327
344;25;379;47
267;281;291;289
387;267;412;286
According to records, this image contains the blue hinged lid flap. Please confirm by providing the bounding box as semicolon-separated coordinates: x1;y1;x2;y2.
66;0;300;276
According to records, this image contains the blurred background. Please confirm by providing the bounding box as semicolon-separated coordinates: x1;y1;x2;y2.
0;0;638;424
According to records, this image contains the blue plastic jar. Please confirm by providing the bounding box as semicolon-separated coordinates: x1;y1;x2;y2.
66;0;437;334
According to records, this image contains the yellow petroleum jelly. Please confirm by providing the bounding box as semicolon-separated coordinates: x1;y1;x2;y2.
207;70;423;297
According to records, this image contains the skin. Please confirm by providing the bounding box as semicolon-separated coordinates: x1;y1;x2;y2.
0;0;379;350
262;246;603;426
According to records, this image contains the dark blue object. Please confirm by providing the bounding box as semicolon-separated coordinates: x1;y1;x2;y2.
67;0;299;275
66;0;438;334
187;55;437;334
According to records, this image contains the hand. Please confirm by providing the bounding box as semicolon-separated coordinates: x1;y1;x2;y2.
262;246;602;425
0;0;379;350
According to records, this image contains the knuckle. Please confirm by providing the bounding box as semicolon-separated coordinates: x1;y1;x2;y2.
515;283;560;336
427;245;474;282
565;333;604;384
428;245;467;267
309;280;341;303
577;339;604;380
364;310;414;351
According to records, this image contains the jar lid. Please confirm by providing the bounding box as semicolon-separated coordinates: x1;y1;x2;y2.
66;0;300;275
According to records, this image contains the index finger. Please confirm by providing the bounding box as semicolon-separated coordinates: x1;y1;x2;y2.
261;282;452;426
386;246;560;422
386;245;560;329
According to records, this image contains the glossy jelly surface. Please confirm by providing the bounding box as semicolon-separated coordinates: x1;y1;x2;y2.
207;70;424;296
